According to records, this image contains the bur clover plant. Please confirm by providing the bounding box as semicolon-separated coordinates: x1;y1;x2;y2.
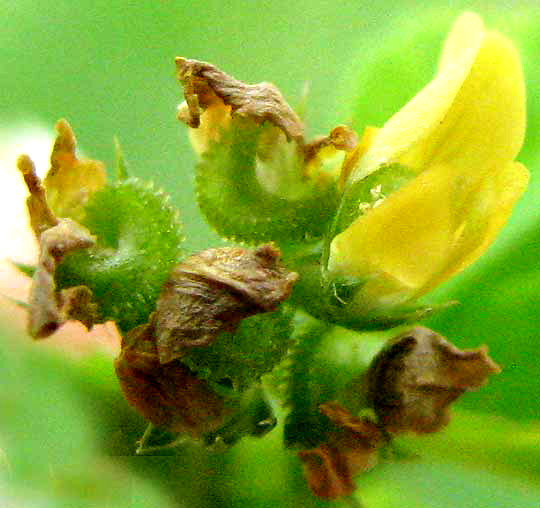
14;12;526;502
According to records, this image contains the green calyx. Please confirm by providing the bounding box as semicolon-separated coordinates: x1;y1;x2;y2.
55;178;183;333
294;266;456;332
196;118;340;245
203;385;277;447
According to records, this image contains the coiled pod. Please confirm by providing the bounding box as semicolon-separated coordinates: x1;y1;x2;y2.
116;243;298;442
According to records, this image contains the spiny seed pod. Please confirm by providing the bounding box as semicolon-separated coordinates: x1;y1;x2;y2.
55;178;184;334
115;318;231;438
154;243;298;365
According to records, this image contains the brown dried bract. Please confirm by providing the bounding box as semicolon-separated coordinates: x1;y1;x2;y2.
155;243;298;364
17;154;58;238
303;125;358;165
366;326;501;434
17;155;97;338
28;219;97;338
58;285;99;331
175;57;304;143
299;402;383;500
115;319;230;437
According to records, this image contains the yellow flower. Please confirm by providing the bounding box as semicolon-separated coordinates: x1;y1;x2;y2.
328;12;528;312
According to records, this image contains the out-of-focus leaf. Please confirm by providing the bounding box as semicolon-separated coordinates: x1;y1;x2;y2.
0;328;177;507
399;409;540;484
359;460;540;508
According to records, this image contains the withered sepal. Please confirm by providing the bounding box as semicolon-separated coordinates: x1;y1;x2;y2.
27;217;97;338
298;402;383;500
155;243;298;364
366;326;501;434
115;318;231;438
176;57;304;143
17;144;100;339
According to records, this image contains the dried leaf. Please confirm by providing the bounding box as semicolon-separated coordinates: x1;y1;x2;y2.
366;326;501;434
115;319;230;437
302;125;359;182
299;445;353;499
16;154;58;238
155;243;298;364
57;286;99;331
17;156;98;338
304;125;358;165
28;219;96;338
176;57;304;143
44;119;106;219
299;402;383;500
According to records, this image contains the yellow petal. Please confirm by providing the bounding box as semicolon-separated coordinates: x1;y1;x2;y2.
401;29;526;175
348;12;485;183
329;163;457;299
338;126;378;191
329;160;529;306
328;12;528;312
186;102;232;155
438;12;484;72
419;161;529;293
44;119;106;220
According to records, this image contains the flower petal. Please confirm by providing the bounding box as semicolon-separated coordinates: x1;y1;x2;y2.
329;158;528;307
402;29;526;176
44;119;106;220
349;12;485;183
329;163;457;306
419;161;529;293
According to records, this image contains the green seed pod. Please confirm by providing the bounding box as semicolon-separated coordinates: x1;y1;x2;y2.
55;178;183;333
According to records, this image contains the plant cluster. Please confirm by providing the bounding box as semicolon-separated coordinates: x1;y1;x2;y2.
14;12;526;501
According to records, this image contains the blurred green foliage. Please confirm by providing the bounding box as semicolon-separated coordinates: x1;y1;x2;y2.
2;1;539;506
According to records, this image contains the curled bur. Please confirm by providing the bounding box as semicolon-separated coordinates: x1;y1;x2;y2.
366;326;501;434
299;402;383;500
116;243;296;439
115;319;230;438
155;243;298;364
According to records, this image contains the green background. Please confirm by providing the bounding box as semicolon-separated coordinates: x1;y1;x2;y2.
2;1;539;506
